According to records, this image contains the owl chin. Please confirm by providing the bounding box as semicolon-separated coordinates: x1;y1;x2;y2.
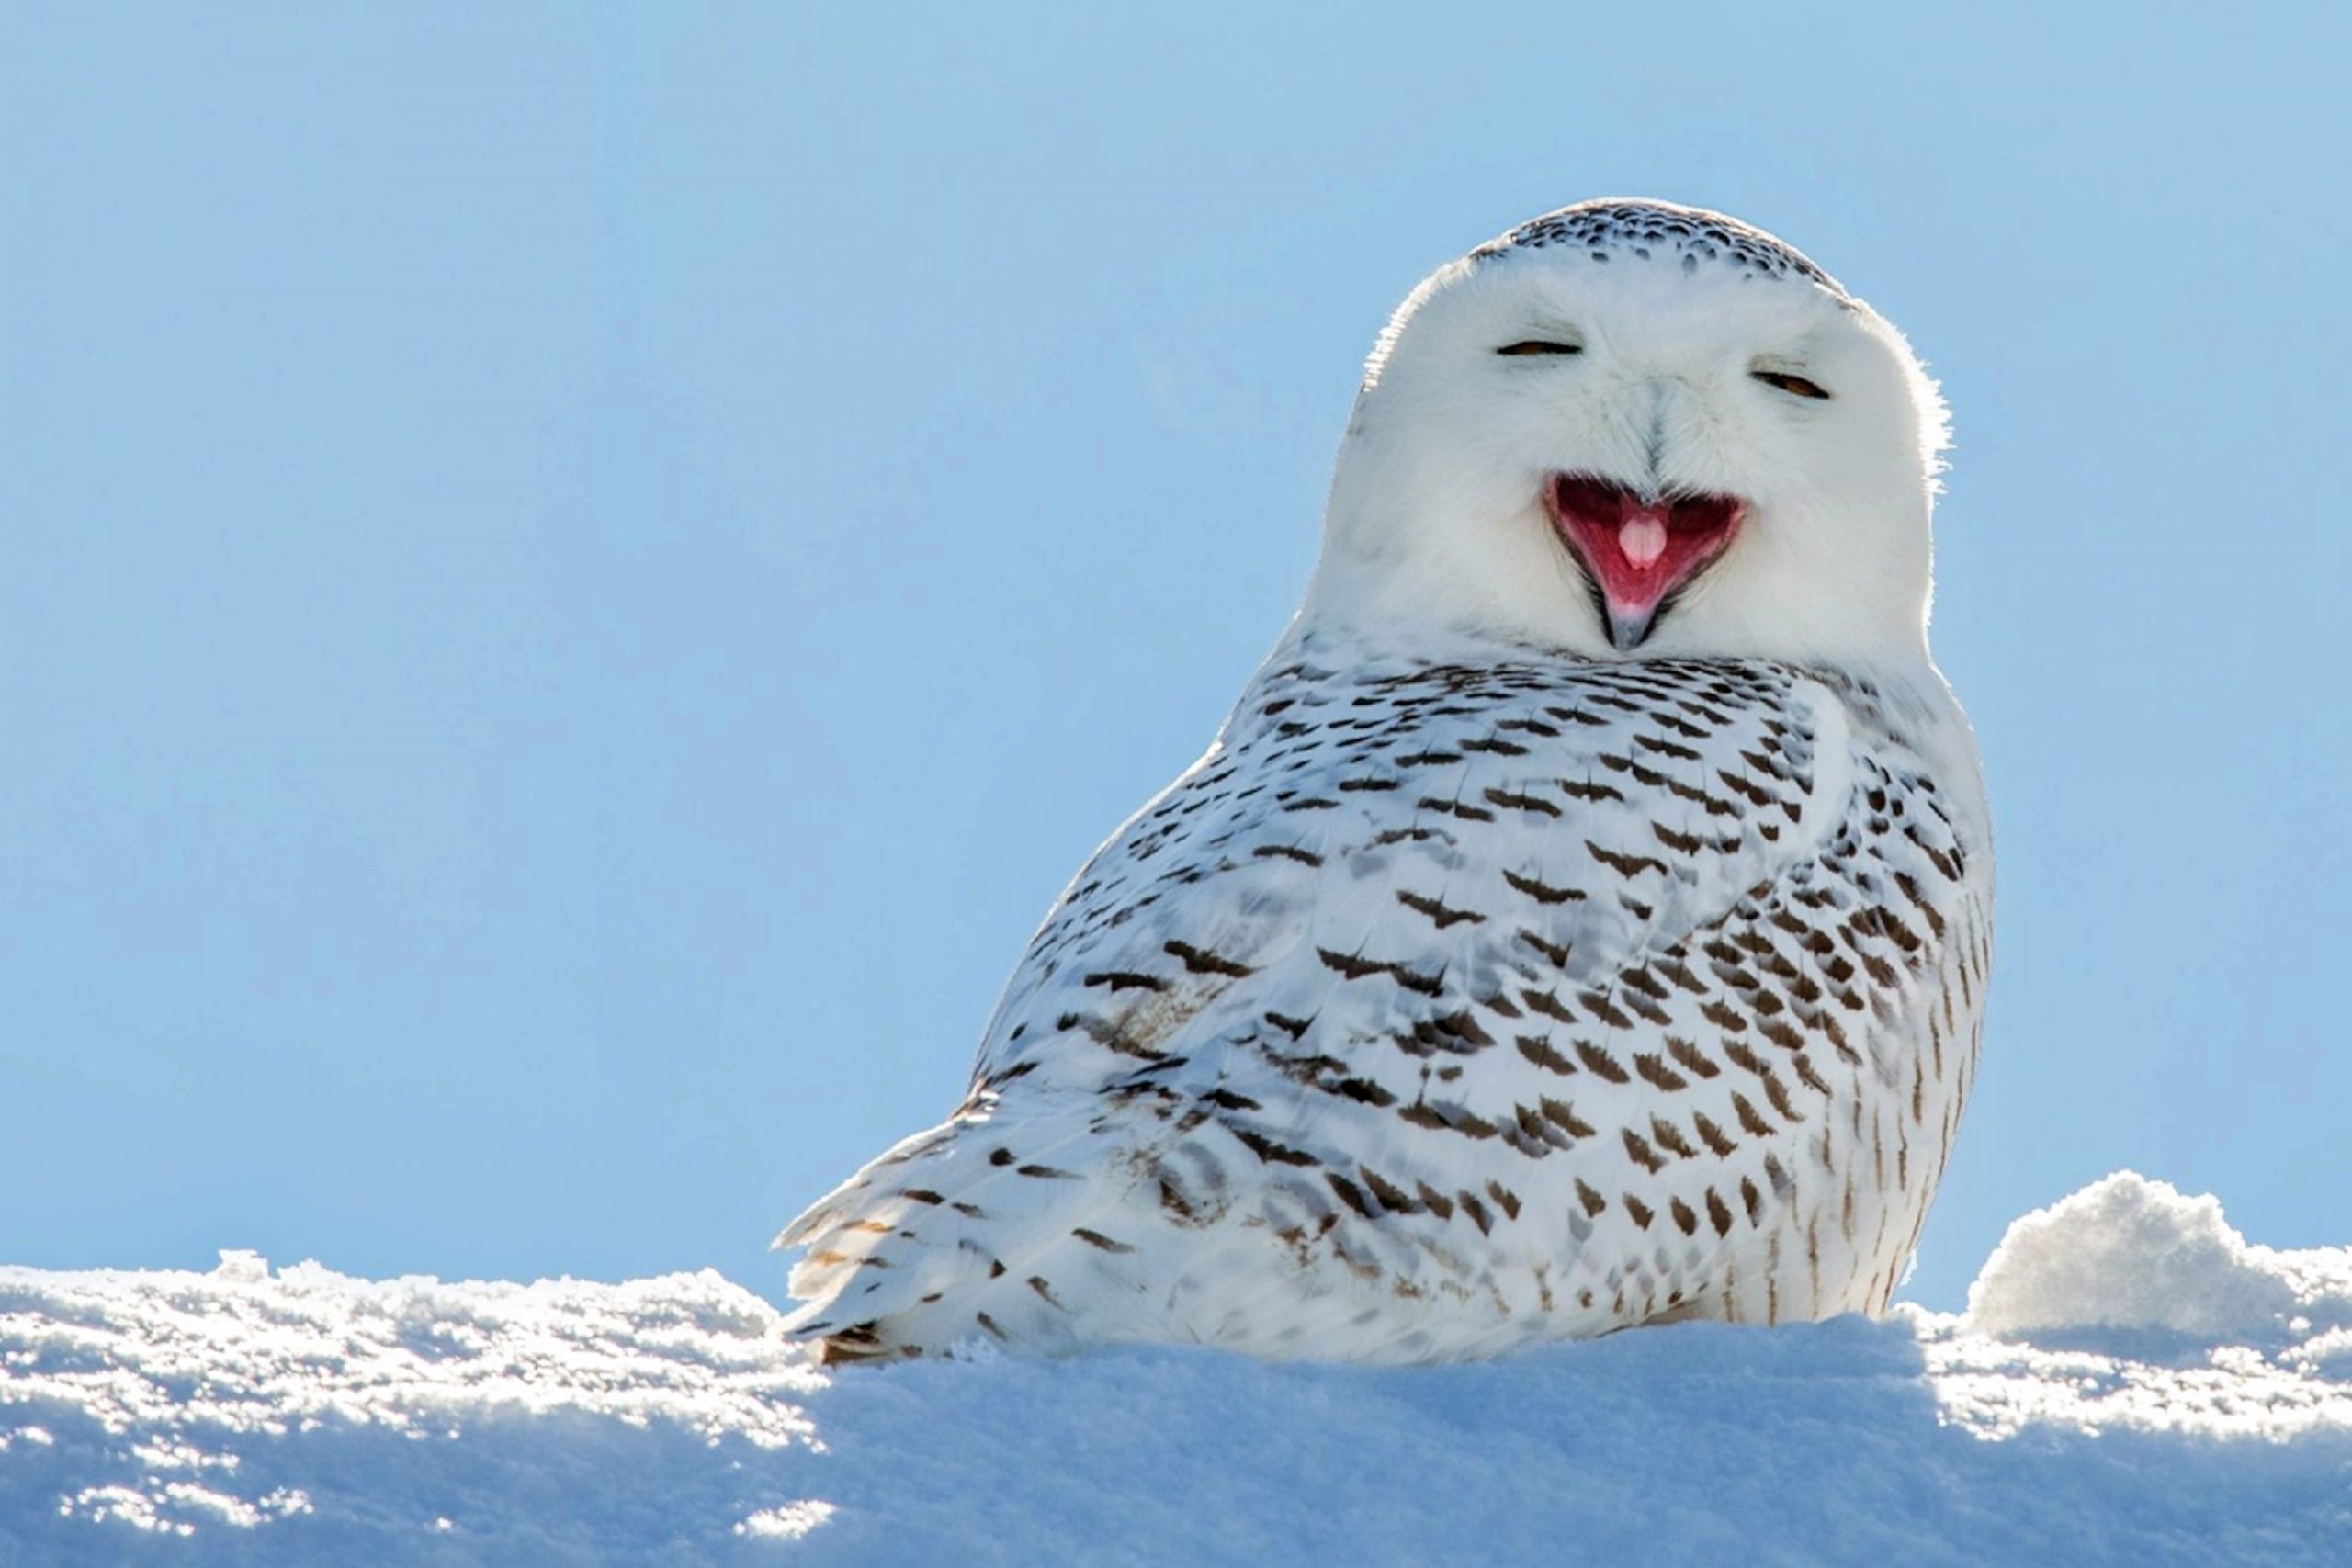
1544;473;1745;650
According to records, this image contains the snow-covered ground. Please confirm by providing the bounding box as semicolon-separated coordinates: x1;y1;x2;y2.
5;1173;2347;1566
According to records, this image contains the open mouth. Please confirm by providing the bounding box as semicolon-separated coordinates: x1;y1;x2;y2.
1544;474;1747;650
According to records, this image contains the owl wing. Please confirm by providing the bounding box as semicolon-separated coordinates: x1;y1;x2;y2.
971;650;1850;1089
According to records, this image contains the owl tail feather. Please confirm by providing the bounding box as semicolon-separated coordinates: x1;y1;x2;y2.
774;1095;1170;1363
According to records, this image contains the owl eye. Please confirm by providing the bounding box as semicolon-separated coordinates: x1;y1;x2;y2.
1751;369;1832;400
1496;340;1583;356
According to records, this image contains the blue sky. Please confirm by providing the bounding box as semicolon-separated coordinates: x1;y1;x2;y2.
3;4;2344;1312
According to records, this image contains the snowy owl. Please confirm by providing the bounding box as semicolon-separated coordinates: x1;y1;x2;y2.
779;198;1991;1364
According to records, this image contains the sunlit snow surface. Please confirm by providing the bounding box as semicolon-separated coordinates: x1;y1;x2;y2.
6;1173;2349;1566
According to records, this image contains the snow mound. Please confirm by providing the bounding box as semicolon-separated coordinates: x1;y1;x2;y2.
1966;1171;2352;1345
1;1251;823;1563
6;1177;2352;1566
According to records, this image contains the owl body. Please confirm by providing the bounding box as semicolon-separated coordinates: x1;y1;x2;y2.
781;200;1992;1362
784;630;1987;1361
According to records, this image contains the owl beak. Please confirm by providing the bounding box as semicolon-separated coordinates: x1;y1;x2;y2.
1545;474;1746;651
1600;595;1663;653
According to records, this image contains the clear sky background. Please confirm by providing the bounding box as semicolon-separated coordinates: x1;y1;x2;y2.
4;4;2344;1313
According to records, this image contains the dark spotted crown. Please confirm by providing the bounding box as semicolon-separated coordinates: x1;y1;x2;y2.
1475;198;1848;299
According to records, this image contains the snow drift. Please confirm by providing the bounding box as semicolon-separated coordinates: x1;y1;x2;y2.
5;1172;2349;1566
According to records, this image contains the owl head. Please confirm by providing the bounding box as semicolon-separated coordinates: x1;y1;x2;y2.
1304;199;1950;666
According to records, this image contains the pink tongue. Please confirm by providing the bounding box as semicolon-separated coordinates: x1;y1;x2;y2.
1619;515;1668;569
1580;502;1682;612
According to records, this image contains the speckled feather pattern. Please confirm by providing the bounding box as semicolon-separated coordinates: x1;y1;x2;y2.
1474;198;1850;299
781;631;1989;1363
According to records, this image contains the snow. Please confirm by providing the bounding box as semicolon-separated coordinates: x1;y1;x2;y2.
5;1173;2349;1566
1967;1171;2320;1341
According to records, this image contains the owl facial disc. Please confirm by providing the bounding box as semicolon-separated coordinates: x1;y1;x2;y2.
1545;474;1745;650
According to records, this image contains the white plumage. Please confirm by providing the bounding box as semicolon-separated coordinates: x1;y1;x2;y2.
779;199;1991;1363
